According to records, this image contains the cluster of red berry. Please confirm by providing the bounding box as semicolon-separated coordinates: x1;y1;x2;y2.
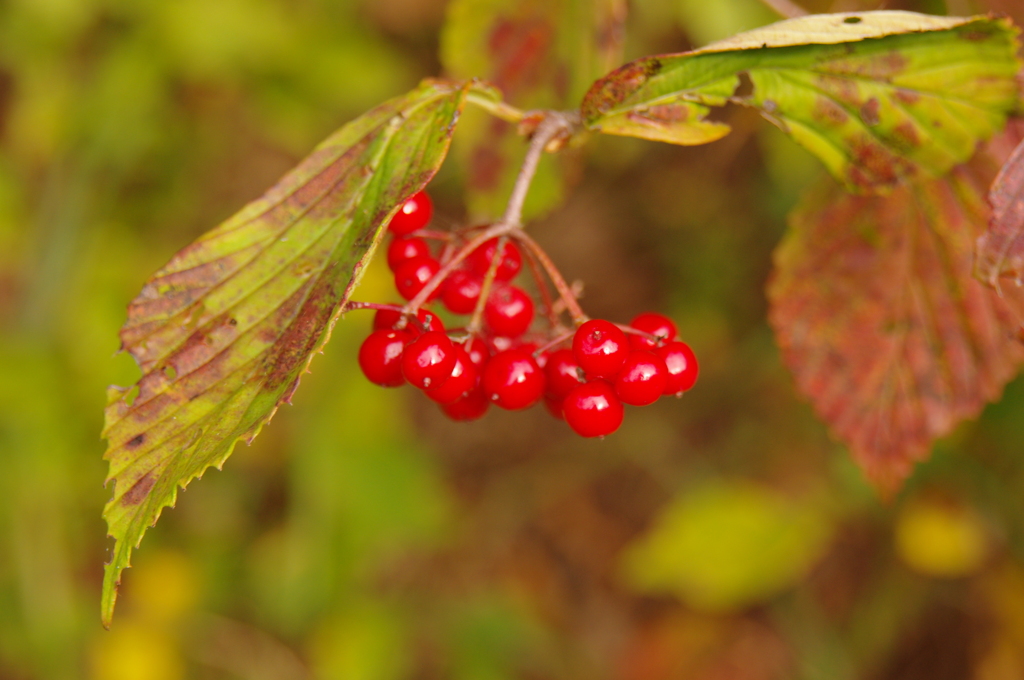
356;191;698;438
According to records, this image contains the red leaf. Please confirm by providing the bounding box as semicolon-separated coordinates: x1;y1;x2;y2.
769;160;1024;494
978;120;1024;286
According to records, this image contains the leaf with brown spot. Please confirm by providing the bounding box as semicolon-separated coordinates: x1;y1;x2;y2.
441;0;626;220
582;11;1020;192
100;78;486;627
768;160;1024;495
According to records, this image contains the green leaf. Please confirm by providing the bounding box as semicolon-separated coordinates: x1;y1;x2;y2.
441;0;626;220
582;11;1021;192
622;482;833;611
100;78;480;627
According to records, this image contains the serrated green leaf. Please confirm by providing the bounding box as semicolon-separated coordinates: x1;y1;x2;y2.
100;78;479;628
441;0;626;220
582;11;1021;192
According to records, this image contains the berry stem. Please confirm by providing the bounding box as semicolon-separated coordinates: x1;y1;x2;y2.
615;323;660;343
414;230;454;241
466;91;527;123
345;301;435;331
343;301;404;314
498;112;573;229
402;223;507;314
534;330;575;357
403;112;576;324
467;233;509;334
512;229;587;325
519;237;563;332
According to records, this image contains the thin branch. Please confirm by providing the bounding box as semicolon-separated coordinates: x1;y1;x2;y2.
512;229;587;325
519;239;564;333
465;91;527;123
499;113;572;229
403;224;507;314
757;0;808;18
534;330;575;357
467;234;509;335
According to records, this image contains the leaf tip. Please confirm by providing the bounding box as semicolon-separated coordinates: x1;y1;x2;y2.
101;560;122;630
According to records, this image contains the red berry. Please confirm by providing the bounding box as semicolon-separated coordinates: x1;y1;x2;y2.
387;236;431;272
461;336;491;371
527;345;549;369
655;341;699;395
615;351;668;406
572;319;629;378
487;335;514;354
387;191;433;236
484;285;534;338
373;307;443;334
563;381;624;438
415;309;445;333
469;238;522;281
373;307;403;331
544;394;565;420
401;331;455;390
545;348;585;399
358;329;411;387
481;349;545;410
441;270;483;314
426;346;478;404
394;256;440;301
441;387;489;421
628;312;679;350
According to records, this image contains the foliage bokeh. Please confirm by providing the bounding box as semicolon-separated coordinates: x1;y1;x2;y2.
3;0;1024;678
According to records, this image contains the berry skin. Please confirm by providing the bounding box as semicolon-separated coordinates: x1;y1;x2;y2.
441;387;489;421
655;341;699;395
572;319;630;378
544;394;565;420
628;312;679;351
358;329;411;387
484;285;534;338
401;331;455;390
563;381;624;438
469;238;522;281
388;236;431;272
615;351;668;406
527;346;549;369
545;349;585;399
373;307;443;334
487;335;514;354
426;346;478;404
394;256;440;301
461;336;491;371
441;270;483;314
482;349;545;410
387;191;433;236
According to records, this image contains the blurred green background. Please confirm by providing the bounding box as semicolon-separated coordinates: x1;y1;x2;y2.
3;0;1024;678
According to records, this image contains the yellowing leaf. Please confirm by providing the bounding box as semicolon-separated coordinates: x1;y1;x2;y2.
622;482;832;612
691;11;980;51
768;164;1024;494
895;497;989;578
582;12;1021;192
100;79;483;628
